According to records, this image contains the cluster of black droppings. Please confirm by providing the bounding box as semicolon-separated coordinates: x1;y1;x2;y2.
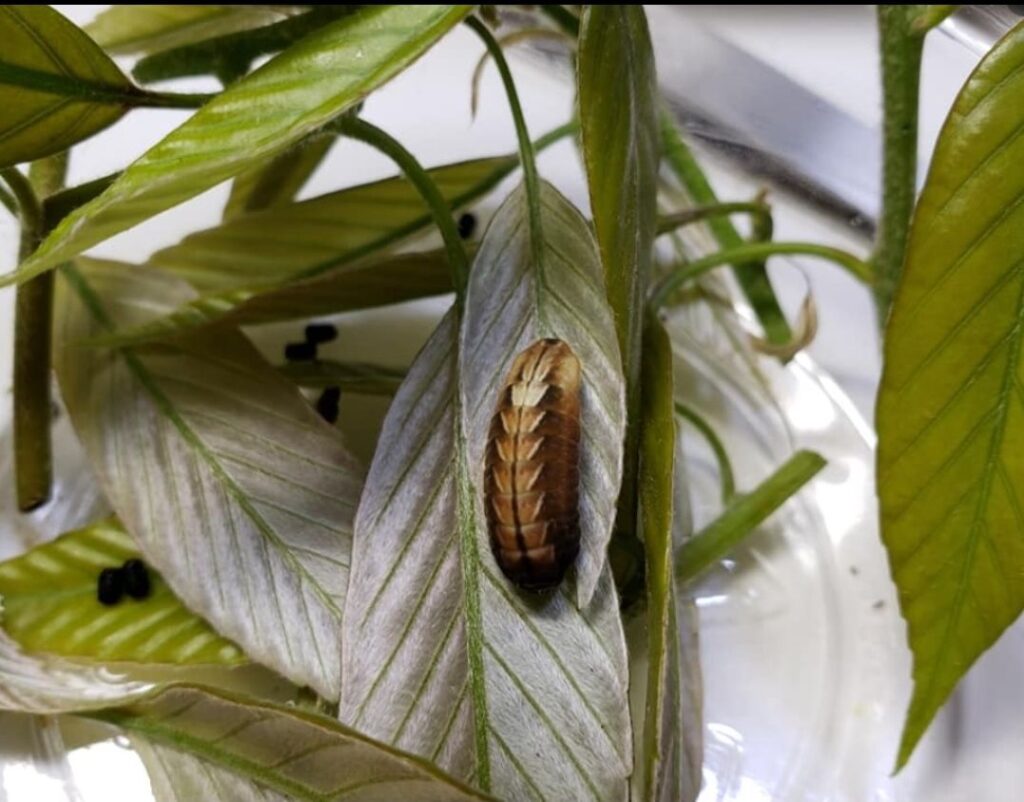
284;322;339;364
457;211;477;240
285;323;344;423
316;386;341;424
97;559;152;606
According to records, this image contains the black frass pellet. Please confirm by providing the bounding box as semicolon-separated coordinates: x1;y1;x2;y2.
123;558;151;600
305;323;338;345
97;567;125;606
457;212;477;240
285;341;318;362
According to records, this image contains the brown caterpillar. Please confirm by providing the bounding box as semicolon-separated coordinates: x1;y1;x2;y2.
484;338;581;591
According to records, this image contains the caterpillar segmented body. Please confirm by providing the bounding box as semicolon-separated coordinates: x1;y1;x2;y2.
484;338;581;591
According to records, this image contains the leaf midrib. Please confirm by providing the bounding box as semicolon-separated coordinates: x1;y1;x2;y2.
62;265;342;620
0;61;136;105
904;259;1024;760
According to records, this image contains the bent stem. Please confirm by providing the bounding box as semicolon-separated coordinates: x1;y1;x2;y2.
659;107;792;345
657;201;772;237
650;241;873;310
676;450;826;584
335;116;470;299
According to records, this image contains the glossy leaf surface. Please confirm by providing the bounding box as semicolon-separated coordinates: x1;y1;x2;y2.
10;5;469;286
0;6;133;167
877;21;1024;769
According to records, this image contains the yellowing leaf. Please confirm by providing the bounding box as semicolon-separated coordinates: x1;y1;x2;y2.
0;519;243;666
0;6;134;167
877;20;1024;769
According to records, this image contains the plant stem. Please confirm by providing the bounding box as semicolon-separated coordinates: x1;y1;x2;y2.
873;5;926;326
656;201;772;237
676;450;825;584
2;166;50;511
134;89;215;109
659;107;792;345
335;117;470;299
466;16;544;278
675;403;735;502
42;173;119;231
651;241;873;310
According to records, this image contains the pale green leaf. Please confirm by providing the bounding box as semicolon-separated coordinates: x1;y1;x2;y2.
341;182;631;801
10;5;470;286
578;5;659;432
877;20;1024;769
0;6;134;168
0;518;244;666
224;134;335;221
280;359;406;396
84;156;514;343
55;258;362;699
132;7;360;84
93;685;495;802
630;316;702;802
85;6;295;55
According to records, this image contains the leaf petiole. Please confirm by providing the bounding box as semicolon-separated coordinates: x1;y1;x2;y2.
676;450;825;584
650;241;873;310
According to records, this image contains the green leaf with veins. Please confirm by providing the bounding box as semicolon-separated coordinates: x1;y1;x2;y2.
0;6;135;168
8;5;470;287
85;146;546;344
340;182;630;800
877;20;1024;770
85;6;295;55
0;518;243;666
89;685;495;802
55;258;362;699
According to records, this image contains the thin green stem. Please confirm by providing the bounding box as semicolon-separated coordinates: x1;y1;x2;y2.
2;166;51;511
42;173;119;231
675;403;735;503
659;106;792;345
651;241;873;310
0;62;212;109
335;117;469;299
135;89;215;109
470;28;572;118
538;5;580;36
873;5;926;326
0;183;14;215
656;201;772;237
28;152;68;198
910;5;958;34
466;16;544;279
676;450;826;584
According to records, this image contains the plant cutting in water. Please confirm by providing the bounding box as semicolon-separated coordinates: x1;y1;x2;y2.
0;4;1021;799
